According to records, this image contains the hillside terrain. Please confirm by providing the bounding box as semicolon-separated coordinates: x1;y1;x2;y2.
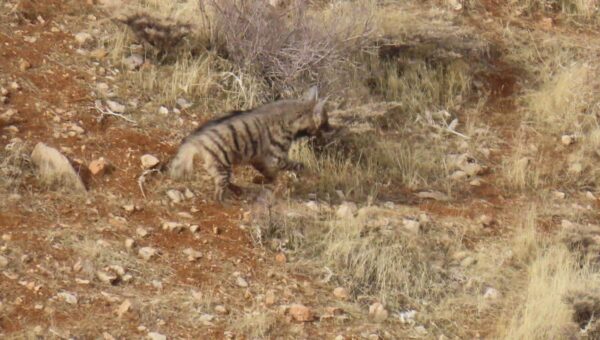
1;0;600;339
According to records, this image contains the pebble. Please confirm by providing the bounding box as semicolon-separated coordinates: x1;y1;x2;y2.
57;292;78;305
236;276;249;288
483;287;501;300
0;256;8;268
74;32;92;45
166;190;184;203
553;191;566;199
147;332;167;340
88;157;108;176
368;302;388;322
561;135;574;146
125;238;135;249
124;54;144;70
19;59;31;71
460;256;476;268
288;304;314;322
336;202;357;220
265;289;277;306
162;221;184;232
106;100;126;113
96;270;118;284
214;305;228;315
158;106;169;115
136;227;149;238
333;287;349;300
138;247;157;260
402;219;421;234
141;154;160;169
116;299;132;317
183;248;202;261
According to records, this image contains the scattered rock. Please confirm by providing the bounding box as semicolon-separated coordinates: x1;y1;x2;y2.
124;54;144;70
125;238;135;249
88;157;109;176
30;142;86;191
469;178;482;186
368;302;388;322
561;135;574;146
141;154;160;169
214;305;228;315
450;170;467;181
402;219;421;234
116;299;132;317
265;290;277;306
19;59;31;71
479;215;495;228
57;292;78;305
9;82;20;91
184;188;195;199
483;287;501;300
275;253;287;263
183;248;202;261
568;162;583;175
398;310;417;324
0;256;8;268
74;32;92;45
136;227;149;238
553;191;566;199
138;247;157;260
288;304;314;322
176;98;192;109
333;287;349;300
106;100;126;114
166;189;184;203
586;191;597;201
96;270;118;285
189;225;199;233
147;332;167;340
162;221;184;232
90;48;108;59
158;106;169;115
336;202;357;220
236;276;249;288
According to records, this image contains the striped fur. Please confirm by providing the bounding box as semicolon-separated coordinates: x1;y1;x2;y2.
168;86;330;201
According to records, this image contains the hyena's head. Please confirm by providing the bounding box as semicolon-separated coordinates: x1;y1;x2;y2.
292;86;333;139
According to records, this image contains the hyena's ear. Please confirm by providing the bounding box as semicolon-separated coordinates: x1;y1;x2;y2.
302;86;319;102
312;97;328;126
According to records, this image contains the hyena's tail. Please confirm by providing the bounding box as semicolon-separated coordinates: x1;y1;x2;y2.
167;141;199;179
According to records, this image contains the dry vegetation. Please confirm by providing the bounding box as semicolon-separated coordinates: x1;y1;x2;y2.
2;0;600;339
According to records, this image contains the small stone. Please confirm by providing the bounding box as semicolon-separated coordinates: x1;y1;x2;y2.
0;96;7;104
141;154;160;169
469;178;482;186
213;226;220;235
569;163;583;175
0;256;8;268
450;170;467;181
123;204;135;212
88;157;108;176
265;290;277;306
236;276;249;288
189;225;199;233
125;238;135;249
402;219;421;234
586;191;597;200
96;270;118;284
275;253;286;263
116;299;131;317
333;287;349;300
162;221;184;232
214;305;228;315
9;82;20;91
561;135;574;146
138;247;157;260
152;280;163;290
553;191;566;199
90;48;108;59
183;248;202;261
158;106;169;115
184;188;195;199
479;215;495;227
415;326;428;335
176;98;193;109
166;189;184;203
0;87;7;96
336;202;357;220
368;302;388;322
124;54;144;70
483;287;501;300
106;100;126;114
398;310;417;324
103;332;116;340
19;59;31;71
74;32;92;45
288;304;314;322
57;292;77;305
147;332;167;340
136;227;149;238
460;256;476;268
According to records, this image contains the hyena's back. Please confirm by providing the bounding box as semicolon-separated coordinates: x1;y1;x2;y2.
168;87;329;201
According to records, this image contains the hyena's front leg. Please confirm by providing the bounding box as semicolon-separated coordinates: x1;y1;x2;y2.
205;163;241;201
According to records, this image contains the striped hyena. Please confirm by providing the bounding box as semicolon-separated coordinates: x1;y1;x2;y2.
167;86;331;201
